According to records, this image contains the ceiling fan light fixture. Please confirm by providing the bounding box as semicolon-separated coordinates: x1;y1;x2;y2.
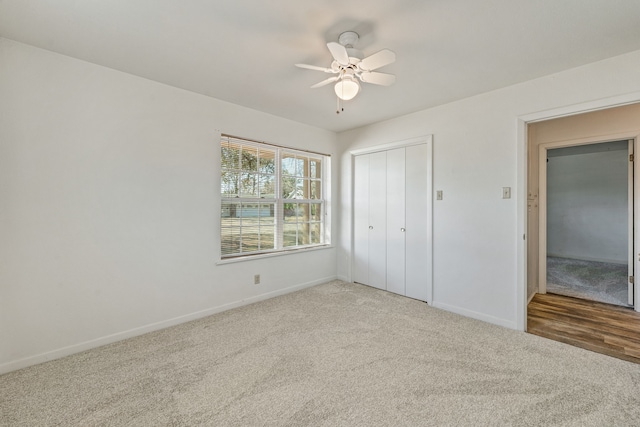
334;77;360;100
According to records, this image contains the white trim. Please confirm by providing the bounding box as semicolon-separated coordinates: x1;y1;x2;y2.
517;93;640;332
424;139;434;305
635;138;640;311
432;301;516;330
349;135;432;156
516;119;528;331
527;292;536;305
628;138;634;306
520;92;640;124
216;244;333;265
0;276;337;375
538;142;548;295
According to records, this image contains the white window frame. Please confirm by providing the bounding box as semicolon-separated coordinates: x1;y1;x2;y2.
220;135;329;259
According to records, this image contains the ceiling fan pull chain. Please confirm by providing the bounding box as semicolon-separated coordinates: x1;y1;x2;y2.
336;95;344;114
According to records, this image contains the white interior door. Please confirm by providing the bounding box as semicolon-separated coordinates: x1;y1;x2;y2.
350;136;433;302
353;154;370;285
405;143;430;301
386;148;406;295
368;151;387;290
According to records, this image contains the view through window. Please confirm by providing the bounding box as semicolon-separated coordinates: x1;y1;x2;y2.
220;135;328;258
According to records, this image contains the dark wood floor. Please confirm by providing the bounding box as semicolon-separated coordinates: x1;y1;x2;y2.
528;292;640;364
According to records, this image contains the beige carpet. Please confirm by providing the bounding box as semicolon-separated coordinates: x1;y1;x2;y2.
2;281;640;426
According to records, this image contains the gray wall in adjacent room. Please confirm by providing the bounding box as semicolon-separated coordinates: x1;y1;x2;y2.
547;141;628;264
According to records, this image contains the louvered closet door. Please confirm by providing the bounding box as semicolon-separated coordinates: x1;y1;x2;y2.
386;148;406;295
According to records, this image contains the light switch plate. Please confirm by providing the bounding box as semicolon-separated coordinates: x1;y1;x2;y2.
502;187;511;199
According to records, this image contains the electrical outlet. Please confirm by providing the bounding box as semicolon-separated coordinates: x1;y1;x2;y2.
254;274;260;285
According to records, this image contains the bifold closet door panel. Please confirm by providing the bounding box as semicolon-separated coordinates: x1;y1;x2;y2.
405;143;429;301
386;147;406;295
353;154;370;285
368;151;387;290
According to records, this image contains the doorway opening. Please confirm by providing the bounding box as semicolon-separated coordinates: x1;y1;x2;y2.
544;140;633;307
523;103;640;362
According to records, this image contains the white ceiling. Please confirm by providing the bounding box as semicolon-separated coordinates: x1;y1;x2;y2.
2;1;640;132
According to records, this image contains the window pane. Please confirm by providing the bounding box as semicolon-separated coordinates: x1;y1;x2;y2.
221;172;239;196
299;203;310;222
221;143;240;170
260;224;275;250
259;203;275;224
310;223;321;244
310;159;321;179
283;223;297;247
284;203;297;223
298;223;310;245
241;146;259;172
221;201;241;222
241;223;260;253
282;154;297;176
310;180;321;199
282;175;296;198
221;227;240;255
259;149;276;174
258;174;275;198
240;173;259;197
291;178;306;199
310;203;321;221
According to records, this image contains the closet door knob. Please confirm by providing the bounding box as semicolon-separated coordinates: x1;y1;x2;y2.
369;226;373;230
401;228;405;232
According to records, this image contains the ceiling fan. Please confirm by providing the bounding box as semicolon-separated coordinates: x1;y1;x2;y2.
296;31;396;106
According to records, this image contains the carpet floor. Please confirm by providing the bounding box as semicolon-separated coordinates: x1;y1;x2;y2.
547;256;630;307
2;281;640;426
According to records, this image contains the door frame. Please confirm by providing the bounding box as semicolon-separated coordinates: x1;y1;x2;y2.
349;135;434;304
517;92;640;331
537;135;637;308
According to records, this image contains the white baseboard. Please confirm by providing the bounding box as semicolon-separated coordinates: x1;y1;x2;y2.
0;276;336;375
527;292;536;305
547;253;627;265
431;301;517;330
336;275;350;282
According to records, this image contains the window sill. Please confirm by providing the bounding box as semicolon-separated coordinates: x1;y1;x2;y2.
216;244;334;265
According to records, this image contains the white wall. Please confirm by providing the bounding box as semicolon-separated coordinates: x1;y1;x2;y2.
337;49;640;328
547;146;628;263
0;38;338;373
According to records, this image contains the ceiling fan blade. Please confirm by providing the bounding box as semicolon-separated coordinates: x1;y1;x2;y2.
359;49;396;71
310;76;339;89
327;42;349;66
359;71;396;86
295;63;334;73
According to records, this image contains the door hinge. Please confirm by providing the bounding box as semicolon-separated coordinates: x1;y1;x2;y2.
630;276;634;284
630;154;634;162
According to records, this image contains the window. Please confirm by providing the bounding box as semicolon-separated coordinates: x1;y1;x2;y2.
220;135;329;258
